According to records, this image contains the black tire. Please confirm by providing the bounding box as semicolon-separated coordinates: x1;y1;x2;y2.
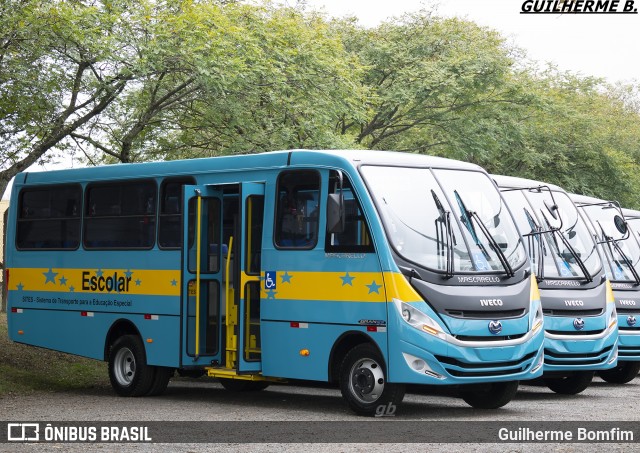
339;343;405;416
460;381;519;409
147;367;174;396
219;378;270;392
599;362;640;384
108;335;156;397
545;371;594;395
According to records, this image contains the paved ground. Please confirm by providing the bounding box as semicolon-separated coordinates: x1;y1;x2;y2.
1;375;638;452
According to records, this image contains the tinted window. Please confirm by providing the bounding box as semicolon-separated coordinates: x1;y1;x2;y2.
159;177;194;248
84;180;156;249
325;171;374;253
17;185;81;250
275;170;320;249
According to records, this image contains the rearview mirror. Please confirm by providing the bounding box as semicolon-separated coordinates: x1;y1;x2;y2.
615;215;628;235
327;193;345;234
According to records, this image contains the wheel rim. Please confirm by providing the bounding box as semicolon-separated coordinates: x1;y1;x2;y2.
349;358;385;404
113;347;136;387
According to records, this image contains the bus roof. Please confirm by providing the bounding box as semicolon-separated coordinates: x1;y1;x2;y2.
490;174;566;193
15;150;485;187
568;193;608;206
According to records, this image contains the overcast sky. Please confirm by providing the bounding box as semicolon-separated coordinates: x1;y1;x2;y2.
302;0;640;84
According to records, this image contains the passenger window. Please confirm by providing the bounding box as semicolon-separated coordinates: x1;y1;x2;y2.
16;185;81;250
84;180;156;249
325;171;374;253
274;170;320;249
159;177;194;248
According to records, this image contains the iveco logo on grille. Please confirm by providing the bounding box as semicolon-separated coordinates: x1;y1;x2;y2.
573;318;585;330
488;320;503;335
619;300;637;306
480;299;504;307
628;316;637;327
565;300;584;307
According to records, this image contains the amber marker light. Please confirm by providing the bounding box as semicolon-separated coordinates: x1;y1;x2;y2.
147;339;153;343
299;349;310;357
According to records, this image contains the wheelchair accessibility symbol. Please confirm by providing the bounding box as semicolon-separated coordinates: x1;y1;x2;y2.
265;271;277;290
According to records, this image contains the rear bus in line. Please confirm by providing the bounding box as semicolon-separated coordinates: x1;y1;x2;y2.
571;195;640;383
493;175;618;394
6;150;544;415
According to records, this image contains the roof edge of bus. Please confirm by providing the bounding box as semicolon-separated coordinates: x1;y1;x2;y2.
490;173;567;193
16;149;488;186
568;193;608;205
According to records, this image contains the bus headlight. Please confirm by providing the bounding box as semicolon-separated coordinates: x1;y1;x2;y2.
608;305;618;332
393;298;446;340
531;302;543;334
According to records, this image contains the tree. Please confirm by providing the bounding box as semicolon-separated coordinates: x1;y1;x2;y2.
334;11;528;153
76;2;367;164
0;0;157;197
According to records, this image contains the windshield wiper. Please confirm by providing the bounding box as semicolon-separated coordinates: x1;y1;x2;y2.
524;208;546;282
453;191;515;277
432;190;455;278
541;212;593;283
597;221;640;285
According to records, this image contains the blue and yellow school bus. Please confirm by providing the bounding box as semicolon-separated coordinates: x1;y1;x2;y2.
494;176;618;394
5;150;544;415
571;196;640;384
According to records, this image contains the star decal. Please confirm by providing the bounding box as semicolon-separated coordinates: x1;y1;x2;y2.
170;279;177;286
366;280;382;294
340;272;355;286
96;269;104;278
69;286;75;292
43;268;58;284
135;279;142;286
281;272;293;284
16;283;24;291
59;276;68;286
124;269;133;279
266;289;278;299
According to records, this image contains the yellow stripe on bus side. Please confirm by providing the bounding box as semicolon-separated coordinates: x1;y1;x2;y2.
8;268;181;297
260;271;387;302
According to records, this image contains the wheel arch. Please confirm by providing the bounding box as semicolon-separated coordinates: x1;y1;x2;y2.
328;331;384;383
104;319;143;361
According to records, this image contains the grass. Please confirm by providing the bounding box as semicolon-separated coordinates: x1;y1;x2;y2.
0;312;110;396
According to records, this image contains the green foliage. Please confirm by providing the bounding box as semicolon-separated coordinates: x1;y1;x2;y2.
1;1;640;208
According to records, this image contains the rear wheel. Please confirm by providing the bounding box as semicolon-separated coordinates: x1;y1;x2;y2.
460;381;519;409
219;378;270;392
147;367;174;396
599;362;640;384
545;371;594;395
339;343;405;416
108;335;156;397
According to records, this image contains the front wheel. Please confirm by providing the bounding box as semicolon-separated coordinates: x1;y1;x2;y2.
545;371;594;395
108;335;156;397
459;381;519;409
599;362;640;384
339;343;405;416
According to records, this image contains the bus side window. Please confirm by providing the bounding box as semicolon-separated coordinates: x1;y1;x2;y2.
84;179;156;249
159;177;195;249
16;185;82;250
274;170;320;249
325;171;374;253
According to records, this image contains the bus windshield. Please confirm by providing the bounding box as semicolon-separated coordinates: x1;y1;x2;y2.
502;189;600;280
582;204;640;282
361;166;526;275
